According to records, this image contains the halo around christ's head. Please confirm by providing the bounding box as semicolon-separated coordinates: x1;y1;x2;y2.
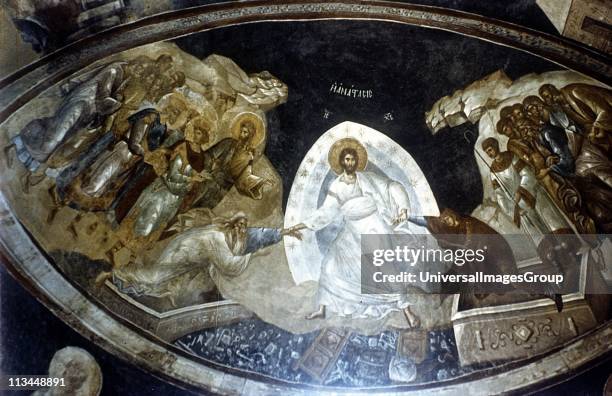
328;137;368;174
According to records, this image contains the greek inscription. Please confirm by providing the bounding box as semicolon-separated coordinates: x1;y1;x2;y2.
329;81;373;99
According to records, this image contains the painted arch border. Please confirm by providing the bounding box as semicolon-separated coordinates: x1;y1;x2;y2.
0;1;611;394
0;0;610;122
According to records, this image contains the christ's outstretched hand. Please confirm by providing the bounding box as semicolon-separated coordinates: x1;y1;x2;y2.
392;208;408;226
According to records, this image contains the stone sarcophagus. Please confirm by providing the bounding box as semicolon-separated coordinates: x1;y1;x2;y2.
452;247;610;366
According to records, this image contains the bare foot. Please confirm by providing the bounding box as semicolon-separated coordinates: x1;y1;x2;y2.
305;305;325;320
403;307;420;328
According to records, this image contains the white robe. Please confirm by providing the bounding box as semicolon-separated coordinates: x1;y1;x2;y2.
113;225;251;298
491;155;567;240
303;171;424;319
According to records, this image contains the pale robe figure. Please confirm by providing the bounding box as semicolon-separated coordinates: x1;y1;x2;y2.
111;213;286;304
301;170;426;319
13;62;125;173
482;138;567;241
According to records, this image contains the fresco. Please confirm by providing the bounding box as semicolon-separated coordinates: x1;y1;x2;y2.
0;7;610;395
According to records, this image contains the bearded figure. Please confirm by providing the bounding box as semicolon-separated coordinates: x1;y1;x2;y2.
537;84;612;232
539;83;612;140
180;112;272;211
105;211;301;306
288;138;432;326
497;103;595;234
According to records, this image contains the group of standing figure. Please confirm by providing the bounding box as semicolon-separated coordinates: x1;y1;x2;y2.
5;53;273;266
484;82;612;238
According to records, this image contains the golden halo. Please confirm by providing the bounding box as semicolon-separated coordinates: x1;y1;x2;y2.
159;92;197;113
230;112;266;148
328;138;368;174
185;115;218;147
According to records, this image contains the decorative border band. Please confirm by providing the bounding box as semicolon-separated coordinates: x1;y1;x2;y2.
0;1;609;123
1;1;611;394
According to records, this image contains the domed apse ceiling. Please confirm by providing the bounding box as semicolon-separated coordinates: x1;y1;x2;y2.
0;2;611;395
